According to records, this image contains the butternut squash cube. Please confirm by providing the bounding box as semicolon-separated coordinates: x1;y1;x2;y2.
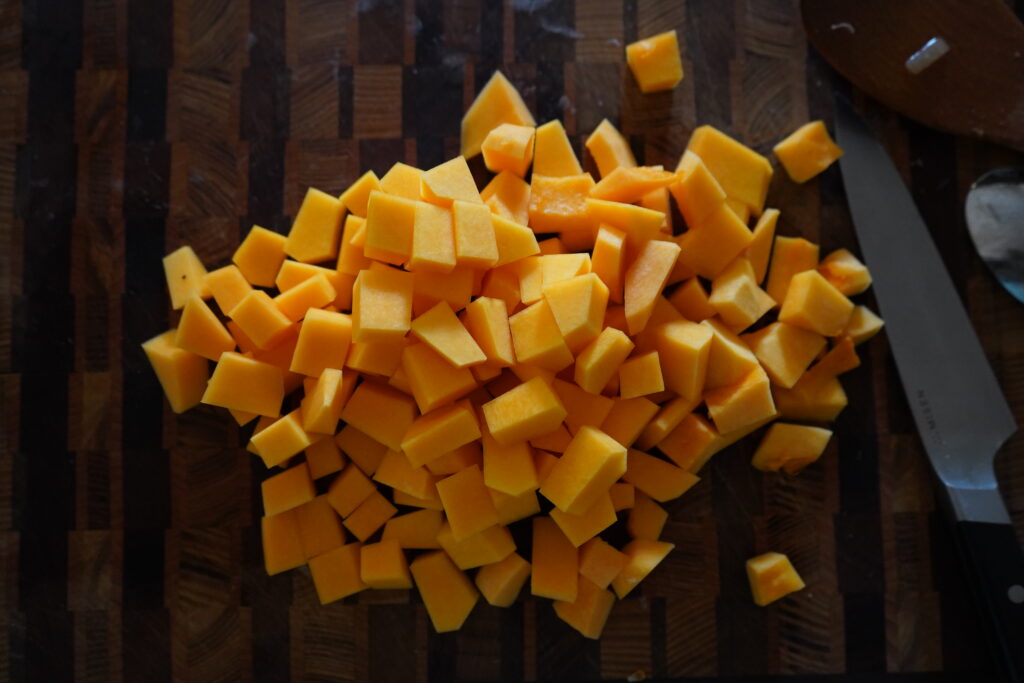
340;380;417;451
163;245;211;310
451;199;499;268
490;488;541;525
530;423;572;453
309;543;367;603
290;308;352;377
346;339;405;377
234;226;288;288
778;270;855;337
671;151;728;229
765;236;819;303
421;156;482;207
746;551;805;606
481;123;535;177
305;436;345;479
261;509;305;575
575;326;634;394
401;400;481;468
373;450;437;501
528;173;597;235
843;305;885;345
204;265;252;315
741;322;826;389
702;317;760;390
745;208;779;284
251;409;314;467
532;119;583;177
436;521;516;569
409;201;456;273
531;517;578;601
202;351;284;417
585;119;637;178
541;273;609;353
339;170;381;216
773;120;843;184
228;290;294;350
411;301;486;368
627;491;668;541
553;576;616;640
352;267;414;343
773;376;848;422
514;257;544;305
591;224;627;304
752;422;832;474
285;187;345;263
657;413;721;472
686;125;773;216
482;170;532;224
475;552;531;607
508;299;574;372
411;550;480;633
301;368;346;434
492;214;541;267
335;425;389;476
326;464;377;517
360;539;412;589
618;350;664;399
549;493;616;547
273;272;336;321
677;204;754;279
708;258;776;330
579;537;629;589
382;509;444;549
624;449;700;502
174;292;235;361
640;186;673;232
541;426;626;514
667;278;715;322
590;165;678;204
705;366;777;435
624;239;681;335
463;297;515;367
652;321;713;400
436;464;500;540
142;330;209;413
262;462;315;516
551;378;615;435
479;423;537;496
412;267;474;315
343;491;397;541
337;214;372;276
295;494;347;560
364;190;416;264
636;395;699;449
461;70;536;159
625;30;684;93
482;376;567;446
818;248;872;296
401;342;478;413
585;199;665;254
379;163;423;200
600;397;659;447
611;539;674;598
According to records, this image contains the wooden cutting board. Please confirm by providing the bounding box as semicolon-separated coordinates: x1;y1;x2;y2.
3;0;1023;681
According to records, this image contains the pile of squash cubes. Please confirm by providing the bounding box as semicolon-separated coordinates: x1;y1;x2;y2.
143;66;883;637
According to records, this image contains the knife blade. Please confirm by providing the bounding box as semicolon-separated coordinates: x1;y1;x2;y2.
834;95;1024;682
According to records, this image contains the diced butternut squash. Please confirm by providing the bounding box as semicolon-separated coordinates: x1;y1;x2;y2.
752;422;832;474
410;301;486;368
551;378;615;436
618;351;664;399
746;551;805;606
251;409;314;467
335;426;389;477
702;317;760;390
373;449;437;501
611;539;674;598
337;214;372;275
652;320;713;400
575;326;634;394
301;368;346;434
409;201;456;273
625;30;684;93
553;575;616;639
379;163;423;200
624;239;681;335
773;120;843;184
463;297;515;367
341;381;417;451
528;173;596;235
382;509;444;549
163;245;210;309
360;539;413;589
202;351;284;417
364;190;416;264
591;225;627;304
778;270;854;337
262;462;315;516
708;258;775;330
305;436;345;480
531;517;578;601
340;170;381;216
843;305;884;345
542;273;609;353
686;125;772;216
290;308;352;377
530;423;572;453
174;292;235;361
585;199;665;255
401;400;481;468
677;204;753;279
452;199;499;268
435;464;500;540
490;488;541;525
585;119;636;179
579;537;629;589
234;226;287;288
461;71;536;159
668;277;717;321
590;166;678;204
492;214;541;266
549;493;616;547
295;494;346;559
765;236;819;303
229;290;294;350
142;330;210;413
624;449;700;502
818;248;872;296
436;521;515;569
262;510;305;575
532;119;583;177
352;267;414;343
286;187;345;264
204;264;252;315
745;208;779;284
326;464;377;517
273;272;336;321
422;156;482;207
541;426;626;514
402;342;478;413
412;266;474;315
773;375;848;422
741;322;826;389
600;397;659;447
626;492;668;540
508;299;575;372
412;550;480;632
482;375;567;445
482;170;532;225
705;366;777;434
343;490;397;541
481;425;538;496
309;543;367;603
475;552;531;607
481;123;535;177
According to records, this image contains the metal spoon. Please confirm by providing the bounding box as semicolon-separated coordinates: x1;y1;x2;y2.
966;168;1024;304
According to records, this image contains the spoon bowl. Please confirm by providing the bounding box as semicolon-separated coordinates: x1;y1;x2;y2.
965;168;1024;304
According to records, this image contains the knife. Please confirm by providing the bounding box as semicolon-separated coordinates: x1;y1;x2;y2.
834;96;1024;682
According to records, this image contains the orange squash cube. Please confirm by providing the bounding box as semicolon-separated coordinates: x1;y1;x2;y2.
550;379;614;436
671;151;727;229
436;521;516;569
482;170;532;225
636;395;698;449
528;173;596;235
461;70;535;159
409;201;456;273
261;509;305;575
401;400;481;468
591;224;627;303
305;436;345;479
625;30;684;93
745;208;779;284
436;464;500;540
301;368;346;434
590;165;678;204
228;290;294;350
141;330;210;414
352;267;414;343
250;409;314;467
294;494;347;560
309;543;367;603
626;492;668;541
335;425;389;476
549;493;616;547
364;190;416;264
773;376;848;422
475;552;532;607
708;258;776;330
746;551;805;606
541;273;609;353
624;449;700;502
657;413;721;472
285;187;345;264
579;537;629;589
346;338;405;377
262;462;315;516
765;236;819;303
234;226;288;288
339;170;381;216
585;119;636;178
411;550;480;633
741;321;826;389
401;342;478;414
481;123;535;177
773;120;843;184
817;248;872;296
290;308;352;377
451;199;499;268
611;539;674;598
343;491;397;541
677;204;754;279
463;297;515;367
532;119;583;177
752;422;832;474
337;214;372;276
600;397;659;447
843;305;885;345
492;214;540;267
202;351;284;417
553;576;616;640
425;441;483;476
702;317;760;390
174;292;235;361
272;272;336;321
482;426;538;496
360;539;413;589
382;509;444;549
204;264;252;315
778;270;855;337
482;376;567;446
623;239;681;336
163;245;210;309
575;326;634;394
651;321;712;400
490;488;542;525
705;366;777;435
372;450;437;501
531;517;578;601
340;381;417;451
618;350;664;399
609;482;637;511
411;301;486;368
686;125;773;216
421;156;482;207
541;426;626;514
379;162;423;200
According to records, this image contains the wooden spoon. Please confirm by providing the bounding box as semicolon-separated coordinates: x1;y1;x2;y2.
801;0;1024;151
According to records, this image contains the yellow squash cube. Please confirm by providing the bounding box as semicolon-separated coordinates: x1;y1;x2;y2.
626;30;684;93
411;551;480;633
364;190;417;265
475;552;531;607
285;187;345;264
163;245;210;310
202;351;284;417
746;551;805;606
532;119;583;177
481;123;535;177
481;375;567;445
778;270;855;337
290;308;352;377
233;226;287;288
352;267;414;343
773;120;843;184
540;426;626;514
141;330;209;414
409;201;456;273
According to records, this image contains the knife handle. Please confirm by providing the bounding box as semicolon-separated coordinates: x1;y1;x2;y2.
955;520;1024;682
